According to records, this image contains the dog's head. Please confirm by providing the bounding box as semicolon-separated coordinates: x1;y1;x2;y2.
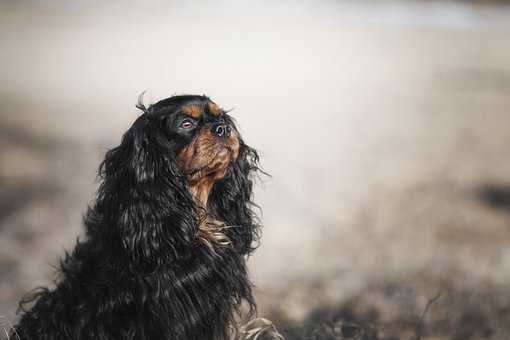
93;94;261;260
148;95;241;206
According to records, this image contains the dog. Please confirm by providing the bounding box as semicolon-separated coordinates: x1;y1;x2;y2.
13;94;265;340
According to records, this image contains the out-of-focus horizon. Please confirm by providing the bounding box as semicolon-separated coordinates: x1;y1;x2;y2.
1;1;510;338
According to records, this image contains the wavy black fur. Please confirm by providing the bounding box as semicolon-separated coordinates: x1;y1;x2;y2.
13;95;262;340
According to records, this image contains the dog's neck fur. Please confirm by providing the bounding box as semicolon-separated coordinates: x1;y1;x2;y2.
188;176;233;247
188;178;215;207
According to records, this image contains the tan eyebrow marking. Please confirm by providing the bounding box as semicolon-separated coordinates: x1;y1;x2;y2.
182;105;202;119
207;102;222;117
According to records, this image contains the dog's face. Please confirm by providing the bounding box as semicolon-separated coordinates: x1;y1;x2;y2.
150;96;240;205
174;101;240;183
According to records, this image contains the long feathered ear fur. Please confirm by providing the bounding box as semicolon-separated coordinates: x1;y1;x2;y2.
84;114;199;268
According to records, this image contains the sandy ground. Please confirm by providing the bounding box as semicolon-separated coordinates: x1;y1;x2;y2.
1;1;510;338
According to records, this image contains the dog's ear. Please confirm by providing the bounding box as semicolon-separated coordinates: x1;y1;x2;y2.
87;114;198;266
102;116;158;183
208;139;262;255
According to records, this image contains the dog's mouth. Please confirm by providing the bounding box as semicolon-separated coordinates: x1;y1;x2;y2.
185;145;234;180
182;144;237;206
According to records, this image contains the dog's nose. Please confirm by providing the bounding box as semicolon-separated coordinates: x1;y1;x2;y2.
212;123;231;138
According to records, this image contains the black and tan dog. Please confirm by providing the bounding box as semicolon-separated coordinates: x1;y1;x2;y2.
13;95;264;340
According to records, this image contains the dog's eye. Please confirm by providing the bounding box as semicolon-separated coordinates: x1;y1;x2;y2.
180;119;196;129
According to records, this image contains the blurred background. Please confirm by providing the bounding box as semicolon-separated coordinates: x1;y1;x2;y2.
1;0;510;338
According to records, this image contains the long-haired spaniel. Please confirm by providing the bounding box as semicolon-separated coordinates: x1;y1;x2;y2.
13;94;273;340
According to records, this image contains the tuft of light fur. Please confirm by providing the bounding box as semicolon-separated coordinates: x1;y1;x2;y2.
233;317;285;340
